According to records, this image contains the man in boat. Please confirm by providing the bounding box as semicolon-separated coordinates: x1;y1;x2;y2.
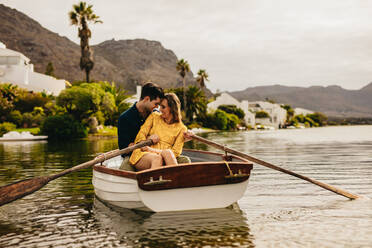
117;82;191;170
118;82;164;160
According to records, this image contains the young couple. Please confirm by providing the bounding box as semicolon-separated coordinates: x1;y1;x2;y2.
118;82;191;171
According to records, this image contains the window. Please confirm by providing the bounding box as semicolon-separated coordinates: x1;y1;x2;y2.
0;56;20;65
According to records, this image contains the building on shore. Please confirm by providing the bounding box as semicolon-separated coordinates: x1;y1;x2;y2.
249;101;287;129
208;92;289;129
294;107;314;116
126;84;142;105
0;42;66;95
207;92;256;127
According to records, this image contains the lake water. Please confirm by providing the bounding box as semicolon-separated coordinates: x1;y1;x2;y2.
0;126;371;247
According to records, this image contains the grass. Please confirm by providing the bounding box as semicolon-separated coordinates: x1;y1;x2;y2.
90;126;117;137
15;127;40;135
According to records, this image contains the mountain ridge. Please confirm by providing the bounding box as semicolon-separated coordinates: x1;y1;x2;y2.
0;4;199;93
229;83;372;117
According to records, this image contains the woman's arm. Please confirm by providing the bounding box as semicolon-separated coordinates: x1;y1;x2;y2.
141;146;163;154
171;126;187;157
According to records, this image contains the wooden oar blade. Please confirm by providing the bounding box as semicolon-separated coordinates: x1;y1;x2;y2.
0;176;51;206
0;139;154;207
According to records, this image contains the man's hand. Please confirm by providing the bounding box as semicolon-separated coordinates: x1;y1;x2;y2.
183;130;194;142
148;134;159;144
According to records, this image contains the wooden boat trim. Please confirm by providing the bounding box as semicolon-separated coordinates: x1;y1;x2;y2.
182;148;250;162
93;165;137;180
136;162;253;191
93;150;253;184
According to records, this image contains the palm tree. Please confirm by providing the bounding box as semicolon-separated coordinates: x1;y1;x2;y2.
176;58;190;113
69;2;102;83
185;86;207;121
196;69;209;88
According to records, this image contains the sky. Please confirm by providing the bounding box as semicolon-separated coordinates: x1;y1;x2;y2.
2;0;372;92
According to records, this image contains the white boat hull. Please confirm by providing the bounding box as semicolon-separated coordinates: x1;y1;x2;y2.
139;181;249;212
92;149;253;212
93;170;147;210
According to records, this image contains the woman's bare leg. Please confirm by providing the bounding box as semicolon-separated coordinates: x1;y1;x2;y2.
161;149;178;166
134;153;163;171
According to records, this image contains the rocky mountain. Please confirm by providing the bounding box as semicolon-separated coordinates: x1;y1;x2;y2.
230;83;372;117
0;4;198;93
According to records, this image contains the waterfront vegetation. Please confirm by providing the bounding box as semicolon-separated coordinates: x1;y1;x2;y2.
1;80;331;139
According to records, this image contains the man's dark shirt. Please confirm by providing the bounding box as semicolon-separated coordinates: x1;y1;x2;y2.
118;103;145;157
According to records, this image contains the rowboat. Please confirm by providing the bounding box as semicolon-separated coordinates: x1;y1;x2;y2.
92;149;253;212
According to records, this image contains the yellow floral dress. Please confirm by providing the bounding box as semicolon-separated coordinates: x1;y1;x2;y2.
129;112;187;165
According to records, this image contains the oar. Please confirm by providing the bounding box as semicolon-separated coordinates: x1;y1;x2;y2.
0;139;153;206
191;134;360;200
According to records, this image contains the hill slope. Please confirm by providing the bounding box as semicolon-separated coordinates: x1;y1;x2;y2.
230;83;372;117
0;4;197;93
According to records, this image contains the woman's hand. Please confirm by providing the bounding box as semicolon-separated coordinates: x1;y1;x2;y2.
141;146;150;152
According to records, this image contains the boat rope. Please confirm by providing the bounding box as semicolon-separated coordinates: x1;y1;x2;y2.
223;144;228;157
95;153;107;166
224;161;233;176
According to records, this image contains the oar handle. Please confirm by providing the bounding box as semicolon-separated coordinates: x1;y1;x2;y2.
191;134;360;200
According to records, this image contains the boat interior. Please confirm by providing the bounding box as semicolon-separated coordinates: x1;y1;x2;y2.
102;149;248;172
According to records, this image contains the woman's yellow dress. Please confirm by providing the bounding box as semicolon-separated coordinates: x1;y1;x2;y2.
129;112;187;165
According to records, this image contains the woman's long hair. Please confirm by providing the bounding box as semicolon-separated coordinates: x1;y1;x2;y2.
164;93;182;124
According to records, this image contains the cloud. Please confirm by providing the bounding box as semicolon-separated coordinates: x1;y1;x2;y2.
2;0;372;91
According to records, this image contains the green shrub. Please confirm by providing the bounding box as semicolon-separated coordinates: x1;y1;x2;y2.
41;114;87;140
7;110;23;127
255;110;270;118
0;122;16;136
15;91;51;113
196;113;214;129
0;83;21;120
22;112;34;128
213;109;228;130
187;122;202;129
218;105;245;119
92;111;105;125
226;113;240;130
307;112;328;126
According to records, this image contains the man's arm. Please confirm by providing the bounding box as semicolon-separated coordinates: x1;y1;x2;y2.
118;115;132;149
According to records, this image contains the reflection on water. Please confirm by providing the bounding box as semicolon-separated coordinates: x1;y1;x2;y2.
93;198;254;248
0;126;371;247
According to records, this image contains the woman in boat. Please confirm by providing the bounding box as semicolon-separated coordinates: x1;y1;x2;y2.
129;93;187;171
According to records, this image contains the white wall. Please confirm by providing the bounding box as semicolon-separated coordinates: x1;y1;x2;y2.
28;72;66;95
127;85;141;104
0;64;29;85
207;92;255;126
0;64;65;95
294;107;314;116
249;101;287;128
0;46;65;95
208;92;241;110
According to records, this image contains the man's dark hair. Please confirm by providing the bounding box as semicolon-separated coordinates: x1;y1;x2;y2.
140;82;164;101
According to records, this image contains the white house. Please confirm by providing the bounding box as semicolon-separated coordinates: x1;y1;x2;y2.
294;107;314;116
0;42;66;95
207;92;255;127
126;85;142;105
249;101;287;128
